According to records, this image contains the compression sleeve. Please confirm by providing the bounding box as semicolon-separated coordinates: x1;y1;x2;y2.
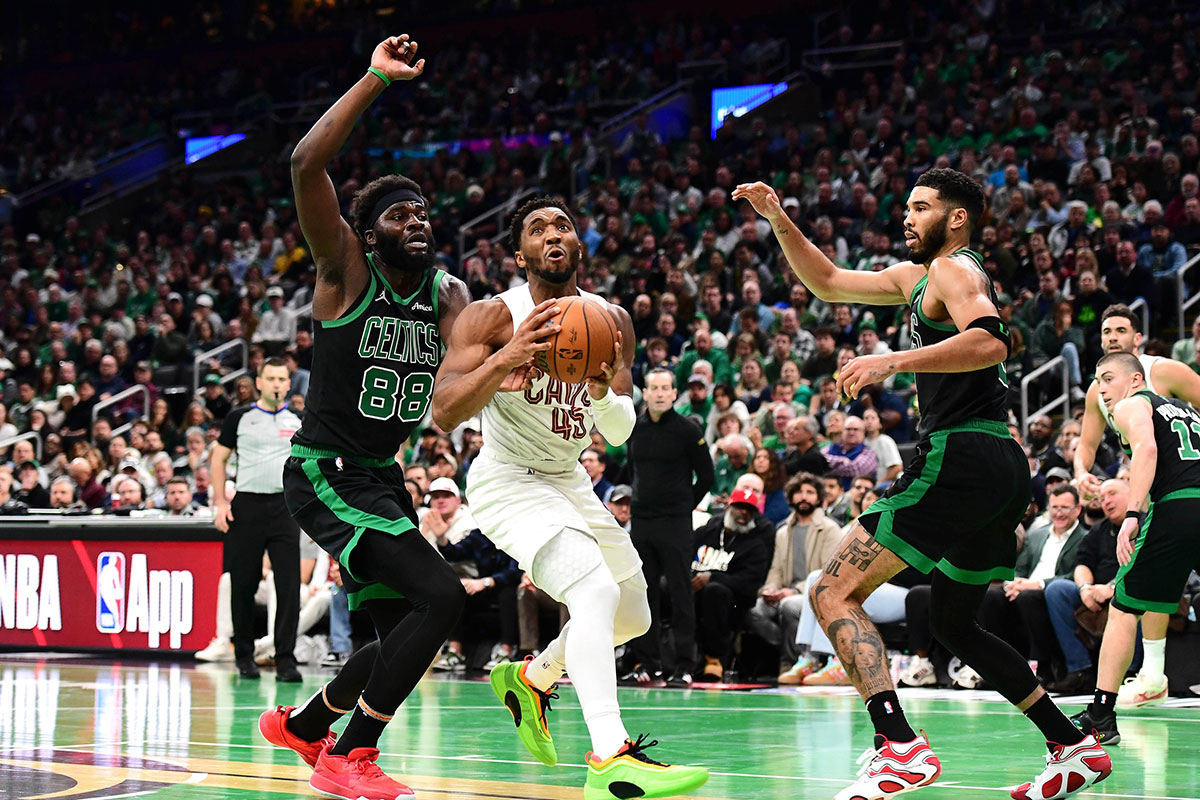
590;389;636;446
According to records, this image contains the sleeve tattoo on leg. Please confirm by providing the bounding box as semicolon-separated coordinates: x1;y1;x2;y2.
825;535;885;578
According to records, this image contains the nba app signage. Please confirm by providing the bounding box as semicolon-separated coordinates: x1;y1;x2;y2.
96;552;195;649
0;538;220;651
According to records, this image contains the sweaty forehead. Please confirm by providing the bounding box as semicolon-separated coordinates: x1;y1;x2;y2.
525;208;571;228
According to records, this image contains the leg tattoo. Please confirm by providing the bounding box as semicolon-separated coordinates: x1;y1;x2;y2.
825;537;885;578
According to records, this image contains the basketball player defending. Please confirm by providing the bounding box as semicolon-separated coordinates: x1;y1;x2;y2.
433;197;709;800
735;170;1111;800
255;34;478;800
1072;304;1200;718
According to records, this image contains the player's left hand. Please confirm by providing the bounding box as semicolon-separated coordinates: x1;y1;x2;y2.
371;35;426;82
585;331;623;400
499;359;540;392
836;353;897;400
1117;517;1139;565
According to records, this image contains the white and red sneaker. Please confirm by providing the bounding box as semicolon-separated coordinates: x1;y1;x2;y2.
258;705;336;767
1010;735;1111;800
1116;671;1168;710
833;732;942;800
310;746;415;799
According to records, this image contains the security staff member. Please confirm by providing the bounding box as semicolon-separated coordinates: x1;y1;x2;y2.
213;358;305;681
625;367;715;686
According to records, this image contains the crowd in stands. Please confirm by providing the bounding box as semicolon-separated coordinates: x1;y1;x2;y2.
3;1;1200;680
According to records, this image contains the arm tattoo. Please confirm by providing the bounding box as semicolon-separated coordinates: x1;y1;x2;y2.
824;536;885;578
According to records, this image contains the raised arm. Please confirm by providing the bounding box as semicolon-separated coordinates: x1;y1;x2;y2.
835;255;1009;399
432;298;561;430
292;35;425;318
1073;382;1105;483
1152;357;1200;407
732;181;922;304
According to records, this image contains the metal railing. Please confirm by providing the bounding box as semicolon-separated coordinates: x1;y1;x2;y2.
1021;356;1070;436
456;187;541;263
1129;297;1150;339
192;339;249;395
1176;250;1200;336
92;385;151;439
0;431;42;461
800;39;905;74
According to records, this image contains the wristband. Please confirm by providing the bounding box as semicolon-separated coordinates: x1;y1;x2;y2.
368;67;392;87
1125;509;1146;527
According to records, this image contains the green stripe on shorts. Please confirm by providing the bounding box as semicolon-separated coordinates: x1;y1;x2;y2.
1114;501;1181;613
300;458;415;587
864;433;949;573
934;560;1015;584
345;582;404;611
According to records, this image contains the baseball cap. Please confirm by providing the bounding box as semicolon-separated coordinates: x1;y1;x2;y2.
195;294;214;308
466;184;485;199
17;460;39;472
687;373;711;387
266;286;284;299
135;360;152;372
609;484;633;503
119;456;141;472
435;452;459;473
0;357;13;371
858;318;878;333
729;487;765;512
204;373;222;385
56;384;78;401
167;292;183;303
996;292;1013;307
782;197;801;210
427;477;460;498
1045;467;1072;482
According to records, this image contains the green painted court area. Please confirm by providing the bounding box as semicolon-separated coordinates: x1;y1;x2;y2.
1;656;1197;800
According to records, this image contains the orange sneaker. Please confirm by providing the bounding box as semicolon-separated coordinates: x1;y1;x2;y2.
258;705;336;767
309;746;415;799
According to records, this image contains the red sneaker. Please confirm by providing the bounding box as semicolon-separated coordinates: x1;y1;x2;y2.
309;746;415;799
833;732;941;799
258;705;336;767
1010;735;1112;800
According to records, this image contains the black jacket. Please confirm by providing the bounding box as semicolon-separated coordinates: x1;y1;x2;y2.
628;409;714;519
692;515;771;606
437;530;522;588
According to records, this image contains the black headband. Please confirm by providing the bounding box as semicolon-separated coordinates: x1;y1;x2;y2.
368;189;426;229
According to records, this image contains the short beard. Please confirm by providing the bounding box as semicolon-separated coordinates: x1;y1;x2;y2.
908;212;951;265
526;248;581;284
723;508;756;534
373;235;438;274
794;501;815;516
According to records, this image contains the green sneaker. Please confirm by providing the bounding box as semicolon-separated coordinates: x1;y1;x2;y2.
584;734;710;800
489;657;558;766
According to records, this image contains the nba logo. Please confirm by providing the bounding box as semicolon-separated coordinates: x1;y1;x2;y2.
96;552;126;634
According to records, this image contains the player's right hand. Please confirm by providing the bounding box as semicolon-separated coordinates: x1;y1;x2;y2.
1072;472;1101;503
371;35;425;82
732;182;782;221
214;501;233;534
496;298;561;371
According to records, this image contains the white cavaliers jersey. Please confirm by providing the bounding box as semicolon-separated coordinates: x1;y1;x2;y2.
479;285;610;472
1097;353;1162;431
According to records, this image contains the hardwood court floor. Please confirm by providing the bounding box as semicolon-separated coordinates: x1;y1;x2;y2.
0;654;1197;799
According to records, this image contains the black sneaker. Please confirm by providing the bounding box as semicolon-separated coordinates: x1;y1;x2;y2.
665;668;693;688
1069;708;1121;745
236;656;261;679
276;657;303;683
619;664;661;685
1048;669;1095;695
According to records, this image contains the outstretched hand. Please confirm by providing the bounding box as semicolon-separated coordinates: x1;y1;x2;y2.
732;182;784;221
371;35;426;82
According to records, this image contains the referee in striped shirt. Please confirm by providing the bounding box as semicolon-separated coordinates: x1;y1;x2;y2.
212;358;305;681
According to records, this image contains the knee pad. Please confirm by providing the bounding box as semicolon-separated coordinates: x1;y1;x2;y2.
531;527;606;602
613;576;652;643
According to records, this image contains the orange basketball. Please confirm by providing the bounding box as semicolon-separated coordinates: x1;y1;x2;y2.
541;296;618;384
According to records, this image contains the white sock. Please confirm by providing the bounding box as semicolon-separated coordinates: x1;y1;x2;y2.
526;622;570;692
1142;637;1166;682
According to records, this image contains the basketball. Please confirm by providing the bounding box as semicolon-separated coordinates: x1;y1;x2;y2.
540;296;618;384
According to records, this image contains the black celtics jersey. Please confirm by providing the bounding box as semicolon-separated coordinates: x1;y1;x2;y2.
907;248;1009;440
1133;390;1200;501
292;253;445;460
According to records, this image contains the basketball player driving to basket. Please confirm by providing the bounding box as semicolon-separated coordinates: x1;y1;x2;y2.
432;197;710;800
